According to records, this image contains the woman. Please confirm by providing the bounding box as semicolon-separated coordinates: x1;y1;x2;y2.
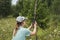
12;16;37;40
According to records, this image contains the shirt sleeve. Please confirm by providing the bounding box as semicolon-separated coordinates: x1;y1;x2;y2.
24;28;31;36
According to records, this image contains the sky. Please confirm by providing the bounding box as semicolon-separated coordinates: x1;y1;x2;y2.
11;0;18;5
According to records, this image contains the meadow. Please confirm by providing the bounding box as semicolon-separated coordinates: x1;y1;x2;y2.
0;17;60;40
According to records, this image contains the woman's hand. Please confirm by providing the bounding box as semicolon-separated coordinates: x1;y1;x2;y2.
28;21;37;29
34;21;37;27
30;21;37;35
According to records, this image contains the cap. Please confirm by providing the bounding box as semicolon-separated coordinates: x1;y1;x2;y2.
16;16;27;22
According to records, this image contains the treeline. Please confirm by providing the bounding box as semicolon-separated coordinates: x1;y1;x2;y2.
0;0;60;29
0;0;60;17
0;0;11;17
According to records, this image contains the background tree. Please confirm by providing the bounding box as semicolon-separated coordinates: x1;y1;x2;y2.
0;0;11;17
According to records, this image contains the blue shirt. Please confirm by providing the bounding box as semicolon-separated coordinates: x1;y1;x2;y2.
12;26;31;40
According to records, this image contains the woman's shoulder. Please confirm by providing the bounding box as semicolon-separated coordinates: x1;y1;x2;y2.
21;27;29;31
22;28;27;30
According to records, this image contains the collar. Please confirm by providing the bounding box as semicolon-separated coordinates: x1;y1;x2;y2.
19;26;24;29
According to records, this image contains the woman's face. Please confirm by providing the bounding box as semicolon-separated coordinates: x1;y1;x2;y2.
23;20;26;26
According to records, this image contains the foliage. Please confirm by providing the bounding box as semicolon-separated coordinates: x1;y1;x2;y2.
0;0;11;17
0;0;60;40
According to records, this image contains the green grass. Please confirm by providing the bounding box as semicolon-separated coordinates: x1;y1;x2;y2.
0;17;60;40
0;18;15;40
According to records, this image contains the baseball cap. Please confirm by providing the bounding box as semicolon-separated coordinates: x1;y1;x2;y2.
16;16;27;22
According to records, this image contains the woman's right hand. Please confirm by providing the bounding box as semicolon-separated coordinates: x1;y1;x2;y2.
34;21;37;27
30;21;37;35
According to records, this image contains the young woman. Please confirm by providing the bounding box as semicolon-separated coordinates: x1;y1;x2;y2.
12;16;37;40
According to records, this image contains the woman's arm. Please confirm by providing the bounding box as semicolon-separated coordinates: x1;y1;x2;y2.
28;24;33;30
13;29;16;36
30;21;37;35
